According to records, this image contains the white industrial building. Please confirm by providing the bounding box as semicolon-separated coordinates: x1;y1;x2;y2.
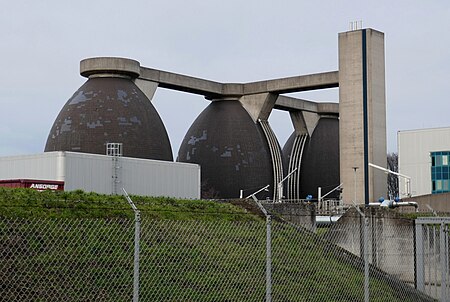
398;127;450;197
0;152;201;199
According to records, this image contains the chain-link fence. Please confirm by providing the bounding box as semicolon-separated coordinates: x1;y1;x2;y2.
0;204;439;301
1;218;135;301
324;209;429;302
415;217;450;301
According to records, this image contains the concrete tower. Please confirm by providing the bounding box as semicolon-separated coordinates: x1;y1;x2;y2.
339;29;387;204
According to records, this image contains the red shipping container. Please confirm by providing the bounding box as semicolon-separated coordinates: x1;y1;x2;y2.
0;179;64;191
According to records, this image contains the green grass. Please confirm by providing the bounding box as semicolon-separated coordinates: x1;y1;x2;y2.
400;211;449;220
270;223;428;302
0;188;434;301
0;187;259;221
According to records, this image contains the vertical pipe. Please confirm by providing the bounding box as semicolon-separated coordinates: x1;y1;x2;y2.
266;215;272;302
259;120;283;202
277;183;283;203
361;29;369;206
287;135;299;201
318;187;322;211
353;167;358;203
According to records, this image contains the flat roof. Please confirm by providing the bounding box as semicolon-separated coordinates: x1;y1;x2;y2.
398;126;450;134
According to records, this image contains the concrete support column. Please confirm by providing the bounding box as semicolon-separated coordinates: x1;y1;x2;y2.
239;93;278;123
289;111;320;137
135;79;159;101
339;28;387;204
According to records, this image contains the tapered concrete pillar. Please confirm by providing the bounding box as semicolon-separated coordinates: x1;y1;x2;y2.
239;93;278;123
339;28;387;204
289;111;320;137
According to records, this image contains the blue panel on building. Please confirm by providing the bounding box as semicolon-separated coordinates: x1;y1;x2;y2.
431;151;450;194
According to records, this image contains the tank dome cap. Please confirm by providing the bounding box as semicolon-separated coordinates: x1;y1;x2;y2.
80;57;140;78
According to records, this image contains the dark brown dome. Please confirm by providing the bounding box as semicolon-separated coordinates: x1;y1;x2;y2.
283;117;340;199
45;77;173;161
178;100;273;199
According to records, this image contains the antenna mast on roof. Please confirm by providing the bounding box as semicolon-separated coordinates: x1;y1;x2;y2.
349;20;363;31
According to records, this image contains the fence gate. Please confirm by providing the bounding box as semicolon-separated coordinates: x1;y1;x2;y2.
415;217;450;301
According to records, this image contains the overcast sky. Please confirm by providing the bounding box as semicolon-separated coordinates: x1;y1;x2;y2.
1;1;449;158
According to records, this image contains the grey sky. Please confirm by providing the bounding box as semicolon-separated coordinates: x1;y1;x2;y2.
1;1;449;158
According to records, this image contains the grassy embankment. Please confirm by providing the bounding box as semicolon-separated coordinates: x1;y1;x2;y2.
0;187;255;220
0;188;430;301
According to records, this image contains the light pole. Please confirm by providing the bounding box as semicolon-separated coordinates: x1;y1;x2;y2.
352;167;359;204
368;162;412;198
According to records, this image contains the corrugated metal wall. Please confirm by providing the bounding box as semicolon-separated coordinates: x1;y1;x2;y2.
398;127;450;197
120;156;200;199
64;152;200;198
64;152;113;194
0;152;64;181
0;152;200;199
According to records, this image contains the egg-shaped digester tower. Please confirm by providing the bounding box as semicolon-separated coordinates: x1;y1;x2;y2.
45;58;173;161
178;100;274;199
283;116;339;199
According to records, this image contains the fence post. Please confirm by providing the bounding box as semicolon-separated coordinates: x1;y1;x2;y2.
415;221;425;292
364;216;369;302
353;205;369;302
254;200;272;302
123;188;141;302
440;222;447;302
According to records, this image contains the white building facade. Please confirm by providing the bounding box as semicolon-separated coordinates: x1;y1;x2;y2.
0;152;201;199
398;127;450;197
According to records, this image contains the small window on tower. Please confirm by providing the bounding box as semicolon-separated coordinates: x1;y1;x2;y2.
443;155;448;166
432;156;436;167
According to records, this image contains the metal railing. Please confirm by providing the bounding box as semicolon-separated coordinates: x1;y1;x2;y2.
415;217;450;301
